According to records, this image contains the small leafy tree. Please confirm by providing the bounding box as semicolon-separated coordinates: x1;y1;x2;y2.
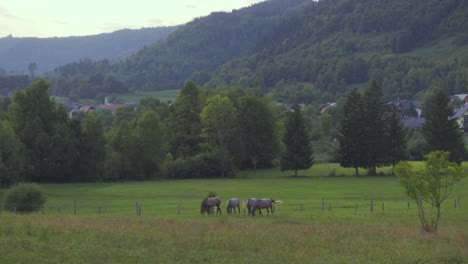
3;183;47;213
395;151;464;232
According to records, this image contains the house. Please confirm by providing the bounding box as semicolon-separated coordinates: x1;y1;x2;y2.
451;104;468;132
319;102;336;114
450;94;468;105
98;103;127;114
79;104;96;114
402;117;425;128
65;102;96;117
387;99;422;118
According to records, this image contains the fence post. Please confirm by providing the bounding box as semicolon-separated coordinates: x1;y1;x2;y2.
382;201;384;212
98;206;101;215
328;203;331;212
177;202;180;215
57;206;61;214
135;202;139;216
407;200;410;209
139;205;141;216
321;198;324;212
370;200;373;212
14;207;17;215
73;200;77;215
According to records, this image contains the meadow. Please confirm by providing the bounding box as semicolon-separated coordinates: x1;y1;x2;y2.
116;90;179;103
0;163;467;263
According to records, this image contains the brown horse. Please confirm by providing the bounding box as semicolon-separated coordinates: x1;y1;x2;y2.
200;197;222;215
251;198;282;216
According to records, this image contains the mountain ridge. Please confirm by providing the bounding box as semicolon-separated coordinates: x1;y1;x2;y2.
0;26;178;74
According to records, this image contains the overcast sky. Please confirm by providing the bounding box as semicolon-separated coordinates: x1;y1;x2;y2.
0;0;266;38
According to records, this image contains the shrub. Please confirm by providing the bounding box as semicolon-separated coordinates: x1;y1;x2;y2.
167;151;233;179
3;183;47;213
206;191;218;198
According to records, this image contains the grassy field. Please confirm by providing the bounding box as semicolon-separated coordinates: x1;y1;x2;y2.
116;90;179;103
0;163;467;263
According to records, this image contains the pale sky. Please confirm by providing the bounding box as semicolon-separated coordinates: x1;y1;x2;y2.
0;0;266;38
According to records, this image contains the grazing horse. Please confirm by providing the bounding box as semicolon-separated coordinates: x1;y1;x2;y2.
226;198;243;215
200;197;222;215
251;198;282;216
246;198;260;216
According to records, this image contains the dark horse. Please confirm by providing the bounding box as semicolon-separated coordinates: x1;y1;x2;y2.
200;197;222;215
251;198;282;216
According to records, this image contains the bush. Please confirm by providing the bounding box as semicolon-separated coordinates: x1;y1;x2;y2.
3;183;47;213
167;151;233;179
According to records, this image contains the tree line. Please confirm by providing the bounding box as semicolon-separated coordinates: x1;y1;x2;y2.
1;78;464;184
0;79;312;184
336;81;466;176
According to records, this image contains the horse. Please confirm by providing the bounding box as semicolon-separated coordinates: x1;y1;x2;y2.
200;197;222;215
226;198;243;215
251;198;282;216
246;198;259;216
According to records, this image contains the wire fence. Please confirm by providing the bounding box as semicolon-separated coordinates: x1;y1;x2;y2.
0;196;464;217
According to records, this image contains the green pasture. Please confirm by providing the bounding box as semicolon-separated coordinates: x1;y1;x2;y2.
116;90;179;103
0;163;467;263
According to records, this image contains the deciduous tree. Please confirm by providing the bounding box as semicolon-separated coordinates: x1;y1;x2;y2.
200;95;237;178
395;151;465;232
9;79;79;182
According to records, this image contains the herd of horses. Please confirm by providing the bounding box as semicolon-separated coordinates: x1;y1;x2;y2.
200;197;282;216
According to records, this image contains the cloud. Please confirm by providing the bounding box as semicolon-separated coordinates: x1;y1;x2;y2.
0;4;20;19
146;18;168;26
53;20;70;26
185;4;197;9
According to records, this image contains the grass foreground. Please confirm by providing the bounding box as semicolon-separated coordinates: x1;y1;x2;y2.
0;163;467;263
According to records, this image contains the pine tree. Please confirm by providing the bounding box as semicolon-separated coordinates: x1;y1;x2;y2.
280;104;314;177
336;89;366;176
422;89;465;163
383;106;407;167
362;81;386;174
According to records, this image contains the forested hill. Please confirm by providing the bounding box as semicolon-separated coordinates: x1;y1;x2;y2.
51;0;468;102
0;26;177;74
112;0;310;91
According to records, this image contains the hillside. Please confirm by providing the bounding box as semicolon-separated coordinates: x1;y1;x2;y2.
0;26;177;74
9;0;468;103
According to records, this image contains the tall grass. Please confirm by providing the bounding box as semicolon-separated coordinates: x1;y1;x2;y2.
0;164;467;263
0;215;466;263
